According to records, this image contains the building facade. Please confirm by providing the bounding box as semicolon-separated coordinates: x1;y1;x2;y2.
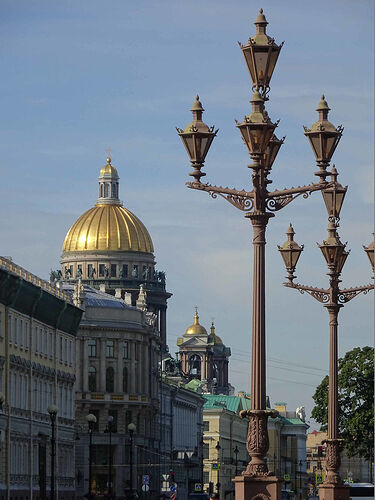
67;282;161;499
159;376;205;500
202;396;309;500
0;257;82;500
202;394;250;500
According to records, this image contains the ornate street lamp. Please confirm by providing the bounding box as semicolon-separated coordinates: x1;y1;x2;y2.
321;166;347;220
303;95;344;183
238;9;284;97
363;237;374;273
233;446;239;476
86;413;97;500
128;422;136;499
279;167;373;499
177;10;335;500
278;224;304;283
47;405;58;500
176;95;218;184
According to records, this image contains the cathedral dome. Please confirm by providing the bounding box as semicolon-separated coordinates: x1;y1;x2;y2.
185;309;207;336
62;155;153;254
62;204;154;253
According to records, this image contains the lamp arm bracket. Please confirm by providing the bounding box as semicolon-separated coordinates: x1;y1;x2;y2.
338;284;374;303
284;282;329;303
267;182;325;199
186;182;254;212
266;182;326;212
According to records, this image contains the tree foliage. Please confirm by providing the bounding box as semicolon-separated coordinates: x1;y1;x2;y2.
311;346;374;461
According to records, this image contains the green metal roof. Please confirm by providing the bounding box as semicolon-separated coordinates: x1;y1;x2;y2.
203;394;252;413
283;417;306;425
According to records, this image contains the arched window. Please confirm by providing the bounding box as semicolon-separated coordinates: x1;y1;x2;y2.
189;354;201;378
100;183;104;197
123;367;128;393
104;183;109;197
88;366;96;392
106;366;114;393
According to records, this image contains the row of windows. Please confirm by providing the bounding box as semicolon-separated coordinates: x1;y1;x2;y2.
8;315;30;349
11;442;74;477
65;263;154;279
88;409;152;437
9;373;74;418
88;340;130;359
88;366;128;393
8;314;74;366
99;181;118;199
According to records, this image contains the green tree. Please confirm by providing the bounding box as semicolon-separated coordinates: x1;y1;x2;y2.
311;346;374;461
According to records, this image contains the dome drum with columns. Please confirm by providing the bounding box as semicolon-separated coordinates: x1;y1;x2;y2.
59;155;172;348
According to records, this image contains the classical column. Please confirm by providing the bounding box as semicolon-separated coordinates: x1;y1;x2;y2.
201;354;206;380
143;342;149;395
99;340;106;391
117;344;123;393
130;342;136;394
82;339;88;392
159;307;167;349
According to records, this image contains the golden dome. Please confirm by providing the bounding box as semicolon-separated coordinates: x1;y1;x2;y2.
62;204;154;253
185;308;207;336
99;157;119;177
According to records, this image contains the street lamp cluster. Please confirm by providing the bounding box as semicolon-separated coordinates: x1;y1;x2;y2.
177;8;373;500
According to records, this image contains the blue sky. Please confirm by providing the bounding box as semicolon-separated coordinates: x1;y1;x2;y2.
0;0;373;427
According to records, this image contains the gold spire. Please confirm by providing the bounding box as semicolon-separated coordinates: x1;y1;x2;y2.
100;151;118;177
185;307;208;336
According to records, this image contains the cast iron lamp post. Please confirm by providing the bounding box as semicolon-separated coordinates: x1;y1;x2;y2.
106;415;114;498
279;166;373;498
47;405;58;500
86;413;97;499
177;10;340;500
233;446;239;477
128;422;136;499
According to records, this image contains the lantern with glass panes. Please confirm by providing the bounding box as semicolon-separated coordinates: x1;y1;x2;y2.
238;9;284;97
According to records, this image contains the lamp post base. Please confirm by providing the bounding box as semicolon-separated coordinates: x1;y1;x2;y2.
234;474;282;500
318;483;350;500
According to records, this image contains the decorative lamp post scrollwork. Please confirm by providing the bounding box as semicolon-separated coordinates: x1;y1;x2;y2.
176;9;340;500
278;112;373;499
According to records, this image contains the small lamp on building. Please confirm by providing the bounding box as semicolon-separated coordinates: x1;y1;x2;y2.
47;405;59;500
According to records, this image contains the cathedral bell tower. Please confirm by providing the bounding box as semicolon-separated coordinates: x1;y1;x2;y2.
177;308;232;395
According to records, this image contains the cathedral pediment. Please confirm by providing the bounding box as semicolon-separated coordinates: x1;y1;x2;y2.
179;336;208;347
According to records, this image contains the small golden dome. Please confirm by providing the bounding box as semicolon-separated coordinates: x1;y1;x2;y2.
185;308;207;336
62;204;154;253
99;157;119;177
